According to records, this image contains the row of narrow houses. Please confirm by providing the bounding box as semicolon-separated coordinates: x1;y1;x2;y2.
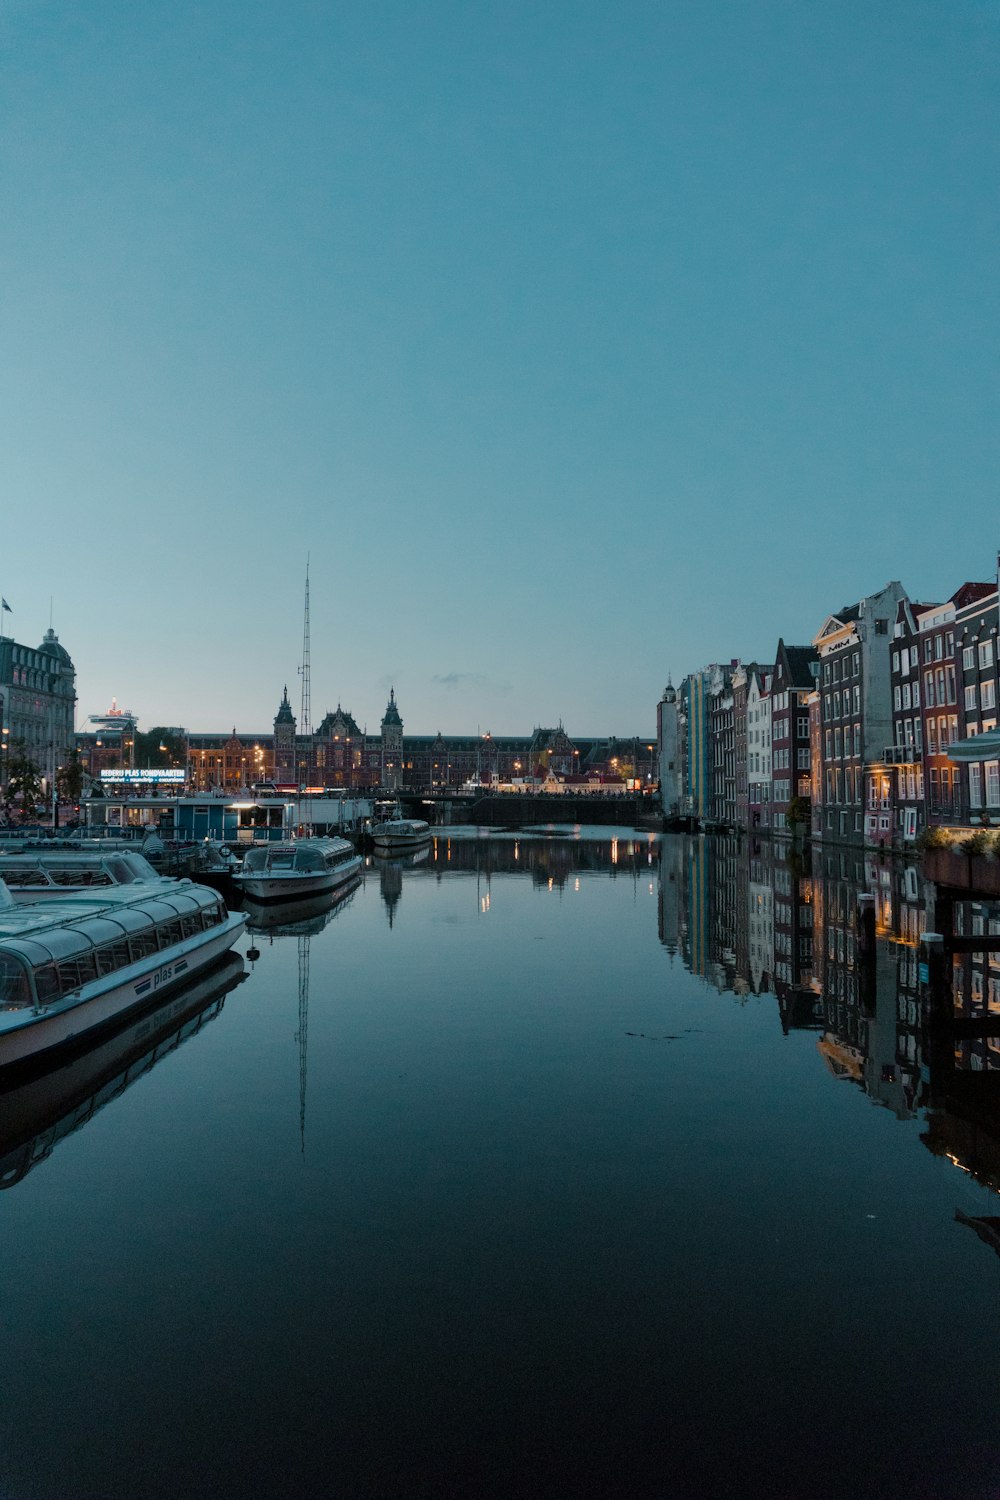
658;563;1000;847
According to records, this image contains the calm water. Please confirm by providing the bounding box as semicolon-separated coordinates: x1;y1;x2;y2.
1;828;998;1500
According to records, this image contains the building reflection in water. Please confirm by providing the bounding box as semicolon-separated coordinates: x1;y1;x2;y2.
367;825;1000;1219
657;832;1000;1202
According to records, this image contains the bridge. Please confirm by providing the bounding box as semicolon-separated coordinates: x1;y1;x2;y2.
399;791;658;829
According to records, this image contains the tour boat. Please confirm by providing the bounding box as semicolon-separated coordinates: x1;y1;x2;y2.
370;816;432;853
231;837;362;903
0;848;170;902
0;878;246;1070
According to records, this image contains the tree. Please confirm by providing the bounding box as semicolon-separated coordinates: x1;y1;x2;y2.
133;728;186;768
4;745;44;818
786;794;811;831
57;751;85;803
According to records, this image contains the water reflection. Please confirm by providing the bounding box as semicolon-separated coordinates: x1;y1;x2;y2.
242;876;360;1152
0;952;246;1190
657;832;1000;1202
374;828;1000;1211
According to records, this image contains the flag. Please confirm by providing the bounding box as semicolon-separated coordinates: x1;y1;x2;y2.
0;599;9;612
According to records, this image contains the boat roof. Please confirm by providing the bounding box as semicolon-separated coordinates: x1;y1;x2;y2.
0;880;220;947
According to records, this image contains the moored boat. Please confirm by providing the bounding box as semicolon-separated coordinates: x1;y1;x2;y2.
231;837;362;903
0;878;246;1069
370;817;432;853
0;848;170;902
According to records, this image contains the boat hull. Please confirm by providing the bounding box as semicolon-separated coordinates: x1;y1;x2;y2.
233;855;362;904
0;914;246;1071
371;825;432;852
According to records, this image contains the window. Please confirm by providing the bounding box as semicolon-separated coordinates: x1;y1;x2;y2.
854;685;860;715
935;667;945;704
797;717;809;737
987;762;1000;808
924;639;933;664
854;724;862;757
853;652;860;676
934;634;944;660
983;681;996;711
875;619;888;635
980;640;994;669
928;720;938;754
892;652;900;673
964;645;975;670
946;665;956;702
966;685;978;711
894;686;901;711
924;671;935;707
912;678;920;707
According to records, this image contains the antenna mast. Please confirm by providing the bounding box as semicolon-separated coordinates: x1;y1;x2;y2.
299;556;312;737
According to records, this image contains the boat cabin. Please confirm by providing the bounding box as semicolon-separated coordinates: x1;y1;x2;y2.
0;885;230;1013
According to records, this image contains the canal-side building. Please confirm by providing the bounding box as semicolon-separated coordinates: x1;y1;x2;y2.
657;682;681;817
813;581;907;845
708;662;737;826
888;596;928;844
746;664;772;831
915;594;963;828
954;576;1000;826
0;626;77;795
681;668;715;820
768;640;818;834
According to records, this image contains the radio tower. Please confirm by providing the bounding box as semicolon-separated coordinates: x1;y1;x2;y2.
299;556;312;737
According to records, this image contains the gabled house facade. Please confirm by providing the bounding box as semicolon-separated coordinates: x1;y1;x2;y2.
813;581;907;845
769;640;818;834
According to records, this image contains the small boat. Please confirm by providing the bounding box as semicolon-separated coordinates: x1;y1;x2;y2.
370;815;432;853
231;837;362;903
0;878;246;1070
0;848;169;902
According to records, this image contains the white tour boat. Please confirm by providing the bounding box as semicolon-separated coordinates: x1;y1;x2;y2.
0;878;246;1070
231;837;362;903
0;848;170;902
370;816;432;853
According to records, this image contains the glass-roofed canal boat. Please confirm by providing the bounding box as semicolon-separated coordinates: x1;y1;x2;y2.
0;848;171;902
231;837;362;903
0;878;246;1069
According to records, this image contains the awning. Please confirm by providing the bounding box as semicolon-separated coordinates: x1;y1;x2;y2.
944;731;1000;763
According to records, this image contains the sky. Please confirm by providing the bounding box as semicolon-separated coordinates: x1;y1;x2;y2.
1;0;997;737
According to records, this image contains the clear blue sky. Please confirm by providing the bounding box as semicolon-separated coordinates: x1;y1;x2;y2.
2;1;997;735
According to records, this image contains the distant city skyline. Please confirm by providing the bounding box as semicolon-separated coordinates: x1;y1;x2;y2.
3;2;997;735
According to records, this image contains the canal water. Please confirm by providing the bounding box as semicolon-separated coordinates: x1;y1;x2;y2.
0;828;997;1500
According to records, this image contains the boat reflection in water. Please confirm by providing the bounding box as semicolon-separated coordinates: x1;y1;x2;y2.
240;874;361;940
240;873;361;1154
0;952;247;1191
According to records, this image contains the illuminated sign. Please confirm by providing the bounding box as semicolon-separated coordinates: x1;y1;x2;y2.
100;768;185;783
